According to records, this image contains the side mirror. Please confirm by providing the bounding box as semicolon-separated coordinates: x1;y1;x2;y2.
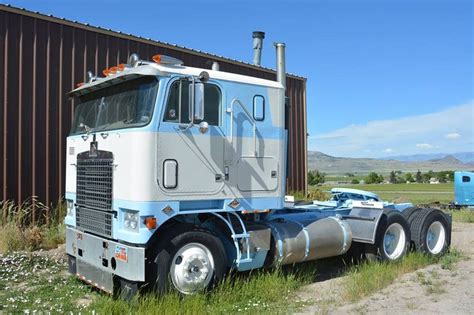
189;82;205;121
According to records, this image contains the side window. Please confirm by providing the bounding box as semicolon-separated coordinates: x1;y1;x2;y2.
462;176;471;183
164;80;221;125
253;95;265;121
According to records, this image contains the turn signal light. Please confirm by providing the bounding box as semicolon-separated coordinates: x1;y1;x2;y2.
144;217;157;229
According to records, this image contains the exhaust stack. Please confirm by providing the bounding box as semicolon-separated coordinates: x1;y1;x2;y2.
252;31;265;66
274;42;286;91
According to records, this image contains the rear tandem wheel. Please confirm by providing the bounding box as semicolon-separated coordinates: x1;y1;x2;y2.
365;210;411;262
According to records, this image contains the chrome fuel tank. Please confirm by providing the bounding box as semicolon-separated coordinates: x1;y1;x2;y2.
265;216;352;265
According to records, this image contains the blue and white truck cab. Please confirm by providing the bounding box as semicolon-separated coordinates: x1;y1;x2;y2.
453;171;474;208
64;41;452;297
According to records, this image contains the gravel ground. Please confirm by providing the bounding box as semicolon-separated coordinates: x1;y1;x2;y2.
298;222;474;314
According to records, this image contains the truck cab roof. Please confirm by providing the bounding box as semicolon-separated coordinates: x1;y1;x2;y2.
69;60;284;97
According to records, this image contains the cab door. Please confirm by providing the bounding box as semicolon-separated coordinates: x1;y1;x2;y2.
157;78;225;196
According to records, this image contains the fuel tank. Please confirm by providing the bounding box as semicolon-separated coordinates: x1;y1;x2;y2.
265;216;352;265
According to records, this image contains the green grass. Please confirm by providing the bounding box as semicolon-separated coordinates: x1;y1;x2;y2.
0;253;92;313
90;267;313;314
344;249;463;302
0;253;316;314
312;183;454;204
449;209;474;223
344;253;434;301
439;249;466;270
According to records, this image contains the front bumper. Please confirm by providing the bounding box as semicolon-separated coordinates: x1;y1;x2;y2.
66;226;146;293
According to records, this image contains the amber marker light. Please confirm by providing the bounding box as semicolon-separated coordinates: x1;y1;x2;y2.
152;54;162;63
102;68;110;76
76;82;85;88
109;66;118;74
117;63;126;71
145;217;157;229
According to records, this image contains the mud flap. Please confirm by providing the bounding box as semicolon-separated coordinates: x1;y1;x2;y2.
343;201;385;244
115;277;139;301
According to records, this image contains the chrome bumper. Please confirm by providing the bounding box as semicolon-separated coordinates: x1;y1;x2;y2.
66;226;146;293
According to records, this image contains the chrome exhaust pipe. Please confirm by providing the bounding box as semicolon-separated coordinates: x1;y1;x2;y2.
252;31;265;66
274;42;286;91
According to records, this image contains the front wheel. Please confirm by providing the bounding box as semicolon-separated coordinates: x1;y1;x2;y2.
365;210;411;262
152;227;227;295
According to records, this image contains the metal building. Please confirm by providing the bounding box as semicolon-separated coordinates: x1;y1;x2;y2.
0;4;308;207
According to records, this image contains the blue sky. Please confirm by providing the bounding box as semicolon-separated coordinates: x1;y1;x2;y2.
6;0;473;157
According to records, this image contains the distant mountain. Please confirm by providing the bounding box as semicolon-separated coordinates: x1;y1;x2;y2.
308;151;474;174
382;152;474;163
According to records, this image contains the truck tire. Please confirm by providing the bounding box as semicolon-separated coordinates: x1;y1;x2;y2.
401;206;424;250
411;208;450;256
365;210;411;262
152;226;227;295
402;207;424;225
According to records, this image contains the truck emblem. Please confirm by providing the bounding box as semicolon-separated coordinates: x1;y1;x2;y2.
89;141;98;157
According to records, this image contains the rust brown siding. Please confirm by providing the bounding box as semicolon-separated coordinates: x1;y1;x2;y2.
0;5;307;205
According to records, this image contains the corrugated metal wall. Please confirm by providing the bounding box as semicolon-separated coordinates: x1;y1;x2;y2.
0;5;307;206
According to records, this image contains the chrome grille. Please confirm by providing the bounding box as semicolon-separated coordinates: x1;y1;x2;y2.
76;206;113;237
76;151;113;212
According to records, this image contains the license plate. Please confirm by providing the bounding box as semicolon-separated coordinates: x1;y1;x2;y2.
114;245;128;262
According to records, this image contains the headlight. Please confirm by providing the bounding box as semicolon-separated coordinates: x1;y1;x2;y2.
124;211;139;232
66;199;74;216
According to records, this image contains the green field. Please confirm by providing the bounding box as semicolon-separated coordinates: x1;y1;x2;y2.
314;183;454;204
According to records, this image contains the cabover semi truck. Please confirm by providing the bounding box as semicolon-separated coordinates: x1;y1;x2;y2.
452;171;474;208
65;38;452;297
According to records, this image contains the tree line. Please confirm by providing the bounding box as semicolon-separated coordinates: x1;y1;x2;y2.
307;170;455;186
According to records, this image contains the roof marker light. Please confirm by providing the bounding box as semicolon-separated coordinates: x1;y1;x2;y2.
102;68;110;76
117;63;126;71
152;54;184;66
152;54;161;63
109;66;118;74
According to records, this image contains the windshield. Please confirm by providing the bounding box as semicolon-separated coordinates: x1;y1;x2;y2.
70;76;159;135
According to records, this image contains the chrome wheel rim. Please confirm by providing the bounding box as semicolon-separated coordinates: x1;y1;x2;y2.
427;221;446;254
383;223;406;260
170;243;214;294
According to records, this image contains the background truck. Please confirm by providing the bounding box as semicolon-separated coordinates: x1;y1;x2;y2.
453;171;474;208
65;36;452;298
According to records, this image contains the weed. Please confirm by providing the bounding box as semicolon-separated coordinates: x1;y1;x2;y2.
449;209;474;223
41;223;66;250
344;253;435;302
0;199;67;253
439;249;466;270
0;197;66;228
416;271;447;295
425;283;447;295
0;224;25;253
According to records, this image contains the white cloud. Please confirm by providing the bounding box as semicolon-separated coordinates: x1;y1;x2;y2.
416;143;433;149
309;101;474;157
384;148;394;153
445;132;461;139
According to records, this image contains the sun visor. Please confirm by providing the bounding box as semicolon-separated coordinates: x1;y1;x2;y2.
68;65;164;98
